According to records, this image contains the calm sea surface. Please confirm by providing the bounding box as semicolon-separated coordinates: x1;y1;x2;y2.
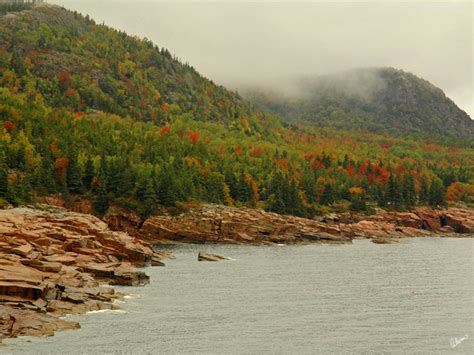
4;238;473;354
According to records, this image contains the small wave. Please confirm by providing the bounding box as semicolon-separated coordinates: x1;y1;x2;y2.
277;244;286;247
87;309;127;314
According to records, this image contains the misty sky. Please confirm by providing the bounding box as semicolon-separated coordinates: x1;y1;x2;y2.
53;1;473;117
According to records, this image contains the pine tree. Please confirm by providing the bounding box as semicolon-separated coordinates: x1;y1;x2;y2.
82;157;95;191
236;171;252;203
267;172;286;214
140;180;157;217
301;167;316;203
387;174;403;210
429;178;447;207
157;168;177;206
38;154;57;194
117;160;135;197
419;176;430;204
93;178;109;215
287;179;304;216
371;182;386;207
204;172;226;203
320;183;334;205
67;152;83;194
0;151;8;199
402;173;417;209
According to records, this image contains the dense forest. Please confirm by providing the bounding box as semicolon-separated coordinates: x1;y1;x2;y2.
0;4;473;219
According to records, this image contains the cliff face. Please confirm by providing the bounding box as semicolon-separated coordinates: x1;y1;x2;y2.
0;206;169;344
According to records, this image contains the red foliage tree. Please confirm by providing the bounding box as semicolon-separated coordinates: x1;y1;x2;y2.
252;147;263;157
187;131;200;145
4;121;15;132
160;125;170;135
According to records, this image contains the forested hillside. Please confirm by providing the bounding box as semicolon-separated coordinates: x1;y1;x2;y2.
247;68;474;139
0;3;251;123
0;4;473;219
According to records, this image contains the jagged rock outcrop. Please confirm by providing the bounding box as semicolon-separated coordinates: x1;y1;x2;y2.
0;206;168;345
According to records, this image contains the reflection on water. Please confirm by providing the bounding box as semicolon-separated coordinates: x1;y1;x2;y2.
5;238;474;354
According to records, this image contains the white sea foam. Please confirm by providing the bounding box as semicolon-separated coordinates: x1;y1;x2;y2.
87;309;127;314
123;294;141;299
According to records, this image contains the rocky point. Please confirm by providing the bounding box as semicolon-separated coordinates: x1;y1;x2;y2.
0;205;168;345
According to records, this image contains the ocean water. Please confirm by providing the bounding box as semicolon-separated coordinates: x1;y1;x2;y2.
4;238;473;354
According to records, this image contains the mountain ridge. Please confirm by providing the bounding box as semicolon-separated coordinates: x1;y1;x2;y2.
245;67;474;139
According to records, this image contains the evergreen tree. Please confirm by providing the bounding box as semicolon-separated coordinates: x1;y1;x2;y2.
66;152;83;194
38;154;57;194
320;183;334;205
267;172;286;214
117;160;135;197
287;179;305;216
157;168;177;206
93;178;109;215
402;173;417;209
0;151;9;199
370;182;386;207
419;176;430;205
140;180;157;218
301;167;316;203
236;171;252;203
204;172;226;203
82;157;95;191
387;174;403;210
429;178;447;207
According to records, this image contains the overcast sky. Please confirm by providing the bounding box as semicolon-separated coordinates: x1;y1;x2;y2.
53;1;473;117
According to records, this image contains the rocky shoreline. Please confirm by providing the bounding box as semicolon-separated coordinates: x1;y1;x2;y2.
0;203;472;345
0;206;169;346
111;204;473;244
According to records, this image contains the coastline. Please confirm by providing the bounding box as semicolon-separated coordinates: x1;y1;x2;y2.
0;203;473;346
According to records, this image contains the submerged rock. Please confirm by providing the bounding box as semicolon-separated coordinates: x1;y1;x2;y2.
371;238;400;244
198;252;228;262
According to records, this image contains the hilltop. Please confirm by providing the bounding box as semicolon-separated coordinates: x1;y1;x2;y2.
246;67;474;139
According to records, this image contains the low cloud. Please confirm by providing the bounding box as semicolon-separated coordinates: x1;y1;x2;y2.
53;0;473;117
